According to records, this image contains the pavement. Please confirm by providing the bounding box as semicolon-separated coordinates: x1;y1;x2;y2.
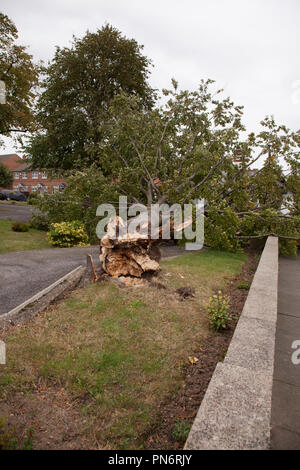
271;255;300;449
0;246;100;314
0;203;35;222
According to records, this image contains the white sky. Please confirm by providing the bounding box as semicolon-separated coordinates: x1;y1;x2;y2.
1;0;300;156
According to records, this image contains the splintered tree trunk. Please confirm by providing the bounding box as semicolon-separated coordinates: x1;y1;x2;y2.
100;216;161;278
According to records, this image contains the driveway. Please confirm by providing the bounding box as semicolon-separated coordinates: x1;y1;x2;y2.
0;203;35;222
0;246;100;314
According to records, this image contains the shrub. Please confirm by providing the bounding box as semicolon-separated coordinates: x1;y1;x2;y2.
11;222;29;232
207;291;231;331
29;212;50;231
171;419;191;442
27;192;41;205
47;221;89;247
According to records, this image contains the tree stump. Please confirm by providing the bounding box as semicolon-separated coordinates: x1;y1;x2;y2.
100;216;161;279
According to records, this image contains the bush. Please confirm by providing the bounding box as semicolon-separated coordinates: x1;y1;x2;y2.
30;168;116;244
27;192;41;205
29;212;50;231
11;222;29;232
207;291;231;331
47;221;89;247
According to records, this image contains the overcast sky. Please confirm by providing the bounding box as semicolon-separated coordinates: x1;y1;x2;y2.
1;0;300;156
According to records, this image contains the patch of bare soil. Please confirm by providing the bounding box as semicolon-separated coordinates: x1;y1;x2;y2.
145;248;260;450
0;386;90;450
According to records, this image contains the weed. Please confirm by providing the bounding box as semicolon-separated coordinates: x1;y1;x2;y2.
171;419;191;442
207;291;231;331
237;282;250;290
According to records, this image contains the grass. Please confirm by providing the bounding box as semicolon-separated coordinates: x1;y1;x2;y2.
0;248;247;449
0;201;28;205
171;419;191;443
0;220;51;254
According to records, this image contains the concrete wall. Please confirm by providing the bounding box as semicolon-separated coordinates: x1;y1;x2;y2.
185;236;278;450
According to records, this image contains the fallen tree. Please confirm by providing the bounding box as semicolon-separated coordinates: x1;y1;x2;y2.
99;213;193;279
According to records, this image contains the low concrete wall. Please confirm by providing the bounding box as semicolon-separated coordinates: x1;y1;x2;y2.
0;266;85;330
185;236;278;450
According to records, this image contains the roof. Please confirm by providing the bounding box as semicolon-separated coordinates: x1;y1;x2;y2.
13;163;31;171
0;153;22;162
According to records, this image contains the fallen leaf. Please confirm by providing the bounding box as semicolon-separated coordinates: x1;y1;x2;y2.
188;356;199;364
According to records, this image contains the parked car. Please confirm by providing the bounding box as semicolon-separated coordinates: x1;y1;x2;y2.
0;189;12;200
0;190;27;202
9;191;27;202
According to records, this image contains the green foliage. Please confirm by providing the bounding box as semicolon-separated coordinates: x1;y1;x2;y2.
47;220;89;247
237;282;250;290
204;206;241;252
31;190;82;226
31;167;117;242
0;418;18;450
29;212;49;231
28;77;300;255
0;13;40;142
207;292;232;331
26;24;154;170
171;419;191;442
11;221;29;232
23;426;34;450
279;239;298;258
0;162;12;187
0;418;35;450
27;192;41;205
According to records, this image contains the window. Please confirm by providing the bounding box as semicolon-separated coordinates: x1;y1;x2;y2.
32;186;37;192
42;171;47;179
32;171;38;179
14;172;19;179
22;172;27;179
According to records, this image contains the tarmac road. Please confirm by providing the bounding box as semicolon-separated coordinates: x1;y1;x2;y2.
0;246;100;314
0;203;35;222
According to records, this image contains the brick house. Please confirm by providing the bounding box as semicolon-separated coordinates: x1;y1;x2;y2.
12;163;66;194
0;154;24;190
0;153;66;194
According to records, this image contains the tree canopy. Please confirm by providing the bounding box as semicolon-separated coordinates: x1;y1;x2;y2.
26;24;155;170
0;13;39;144
34;80;300;255
0;162;12;188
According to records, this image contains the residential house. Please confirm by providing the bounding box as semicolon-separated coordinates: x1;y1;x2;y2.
0;154;24;189
12;163;66;194
0;153;66;194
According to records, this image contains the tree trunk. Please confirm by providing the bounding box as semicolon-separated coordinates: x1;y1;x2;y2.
100;216;160;278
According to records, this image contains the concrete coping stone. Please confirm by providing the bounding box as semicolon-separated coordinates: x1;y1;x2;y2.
185;236;278;449
0;265;85;329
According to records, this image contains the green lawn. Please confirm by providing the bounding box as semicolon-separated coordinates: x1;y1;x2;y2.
0;201;28;205
0;248;248;449
0;220;51;254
